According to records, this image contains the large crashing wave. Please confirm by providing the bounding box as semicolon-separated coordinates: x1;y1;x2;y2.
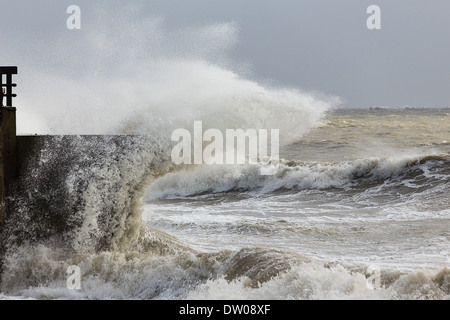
9;8;338;139
0;6;448;300
0;8;338;256
0;7;341;297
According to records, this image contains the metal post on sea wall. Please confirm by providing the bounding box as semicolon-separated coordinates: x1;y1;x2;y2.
0;66;18;223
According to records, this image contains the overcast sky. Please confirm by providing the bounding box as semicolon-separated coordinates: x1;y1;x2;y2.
1;0;449;108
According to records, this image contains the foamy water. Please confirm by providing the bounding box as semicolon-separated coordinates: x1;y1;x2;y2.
0;7;449;300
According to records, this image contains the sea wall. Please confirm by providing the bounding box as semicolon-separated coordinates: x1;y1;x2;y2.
0;107;17;223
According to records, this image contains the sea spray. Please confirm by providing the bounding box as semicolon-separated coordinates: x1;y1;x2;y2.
3;6;446;300
0;13;339;299
2;7;338;137
1;135;188;253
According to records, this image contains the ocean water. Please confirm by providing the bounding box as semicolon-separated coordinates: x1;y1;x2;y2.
141;107;450;299
0;107;448;301
145;107;450;271
0;10;449;300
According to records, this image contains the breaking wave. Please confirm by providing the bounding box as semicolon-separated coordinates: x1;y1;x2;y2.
0;5;448;301
145;154;450;200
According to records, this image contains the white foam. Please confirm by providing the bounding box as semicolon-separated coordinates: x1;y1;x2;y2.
144;155;447;201
2;244;449;300
189;266;450;300
1;7;338;138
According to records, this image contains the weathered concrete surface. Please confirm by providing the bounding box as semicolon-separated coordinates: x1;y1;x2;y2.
0;107;17;223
